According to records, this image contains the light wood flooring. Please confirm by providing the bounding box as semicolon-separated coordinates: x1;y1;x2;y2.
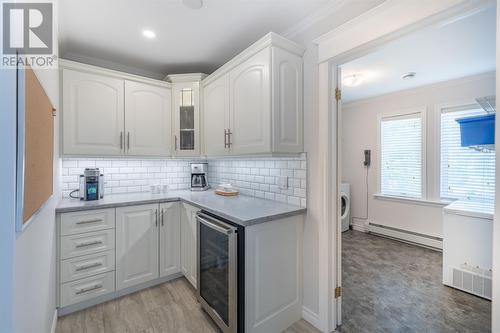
56;277;319;333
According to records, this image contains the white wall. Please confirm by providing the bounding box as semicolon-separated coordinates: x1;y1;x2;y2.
342;72;496;239
284;0;386;324
0;46;17;333
12;1;60;332
492;3;500;332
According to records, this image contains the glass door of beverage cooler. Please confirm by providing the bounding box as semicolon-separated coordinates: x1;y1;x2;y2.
197;212;238;333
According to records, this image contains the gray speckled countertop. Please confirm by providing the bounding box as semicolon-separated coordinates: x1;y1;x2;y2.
56;190;306;227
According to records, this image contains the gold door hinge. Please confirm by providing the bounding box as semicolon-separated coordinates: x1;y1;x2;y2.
334;286;342;298
335;88;341;101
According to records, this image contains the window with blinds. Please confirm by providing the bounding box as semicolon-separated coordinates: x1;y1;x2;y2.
440;107;495;204
380;113;422;198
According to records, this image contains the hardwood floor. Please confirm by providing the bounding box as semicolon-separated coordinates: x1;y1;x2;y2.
56;277;318;333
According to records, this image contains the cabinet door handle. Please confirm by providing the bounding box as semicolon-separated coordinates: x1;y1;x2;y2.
227;129;232;148
161;208;164;226
155;209;158;227
76;219;103;225
120;132;123;150
75;240;103;248
224;129;228;148
75;261;103;272
175;135;178;151
75;284;103;295
127;132;130;151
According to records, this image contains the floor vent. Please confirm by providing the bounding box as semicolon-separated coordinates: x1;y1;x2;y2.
450;266;492;300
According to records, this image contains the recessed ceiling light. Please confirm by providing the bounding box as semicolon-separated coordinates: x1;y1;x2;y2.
183;0;203;9
402;72;416;80
343;74;364;87
142;29;156;39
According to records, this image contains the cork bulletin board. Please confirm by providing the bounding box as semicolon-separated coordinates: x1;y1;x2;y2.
16;65;54;230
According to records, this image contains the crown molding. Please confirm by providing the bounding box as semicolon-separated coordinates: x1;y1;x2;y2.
281;0;352;40
59;59;172;88
202;32;305;86
165;73;208;83
61;52;165;80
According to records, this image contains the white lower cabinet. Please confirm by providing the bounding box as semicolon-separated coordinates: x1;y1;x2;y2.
181;203;199;288
159;202;181;277
116;204;160;290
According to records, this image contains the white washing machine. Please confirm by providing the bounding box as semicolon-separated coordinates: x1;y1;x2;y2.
341;183;351;232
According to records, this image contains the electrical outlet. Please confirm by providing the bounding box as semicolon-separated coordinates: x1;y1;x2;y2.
278;176;288;190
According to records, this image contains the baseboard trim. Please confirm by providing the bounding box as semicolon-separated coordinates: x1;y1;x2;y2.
367;223;442;250
302;306;321;330
50;309;58;333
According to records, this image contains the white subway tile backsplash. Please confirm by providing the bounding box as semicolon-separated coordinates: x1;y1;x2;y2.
207;154;306;207
61;153;307;208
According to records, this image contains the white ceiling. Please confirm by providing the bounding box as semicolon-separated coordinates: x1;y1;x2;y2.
59;0;332;79
341;6;497;103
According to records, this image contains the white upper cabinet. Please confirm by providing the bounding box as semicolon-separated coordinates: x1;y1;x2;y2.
202;32;305;156
229;48;271;155
116;204;159;290
62;69;124;155
159;202;181;278
271;47;303;153
61;61;172;157
203;74;230;156
124;81;172;156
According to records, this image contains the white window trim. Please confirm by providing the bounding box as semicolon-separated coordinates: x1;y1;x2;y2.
377;106;427;200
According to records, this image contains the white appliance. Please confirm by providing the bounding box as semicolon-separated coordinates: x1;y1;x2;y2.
442;201;493;299
341;183;351;232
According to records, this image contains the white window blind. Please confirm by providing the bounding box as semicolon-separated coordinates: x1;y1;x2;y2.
440;107;495;204
380;113;422;198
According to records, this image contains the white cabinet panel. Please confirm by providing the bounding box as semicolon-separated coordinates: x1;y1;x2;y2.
159;202;181;277
62;69;124;155
230;48;271;155
124;81;172;156
60;229;115;260
60;249;115;283
203;74;230;156
60;271;115;307
245;216;303;333
116;204;159;290
271;47;303;153
181;203;198;288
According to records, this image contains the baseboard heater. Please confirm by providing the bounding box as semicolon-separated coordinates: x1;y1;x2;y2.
367;222;443;250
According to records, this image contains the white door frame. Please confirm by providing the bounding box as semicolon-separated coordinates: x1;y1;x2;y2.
313;0;498;331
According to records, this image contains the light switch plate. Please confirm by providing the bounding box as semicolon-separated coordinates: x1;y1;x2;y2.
278;176;288;190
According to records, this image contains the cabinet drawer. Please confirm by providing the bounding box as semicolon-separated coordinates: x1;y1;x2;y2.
60;250;115;283
60;229;115;260
60;271;115;307
60;209;115;236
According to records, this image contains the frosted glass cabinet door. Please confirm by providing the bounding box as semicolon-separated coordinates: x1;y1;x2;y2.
62;69;124;155
172;82;200;156
124;81;172;156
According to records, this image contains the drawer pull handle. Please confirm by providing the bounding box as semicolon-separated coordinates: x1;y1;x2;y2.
75;262;103;272
75;240;103;248
75;284;103;295
76;219;103;225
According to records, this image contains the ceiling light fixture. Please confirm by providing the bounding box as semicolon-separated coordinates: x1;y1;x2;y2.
401;72;416;80
343;74;364;87
142;29;156;39
183;0;203;9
